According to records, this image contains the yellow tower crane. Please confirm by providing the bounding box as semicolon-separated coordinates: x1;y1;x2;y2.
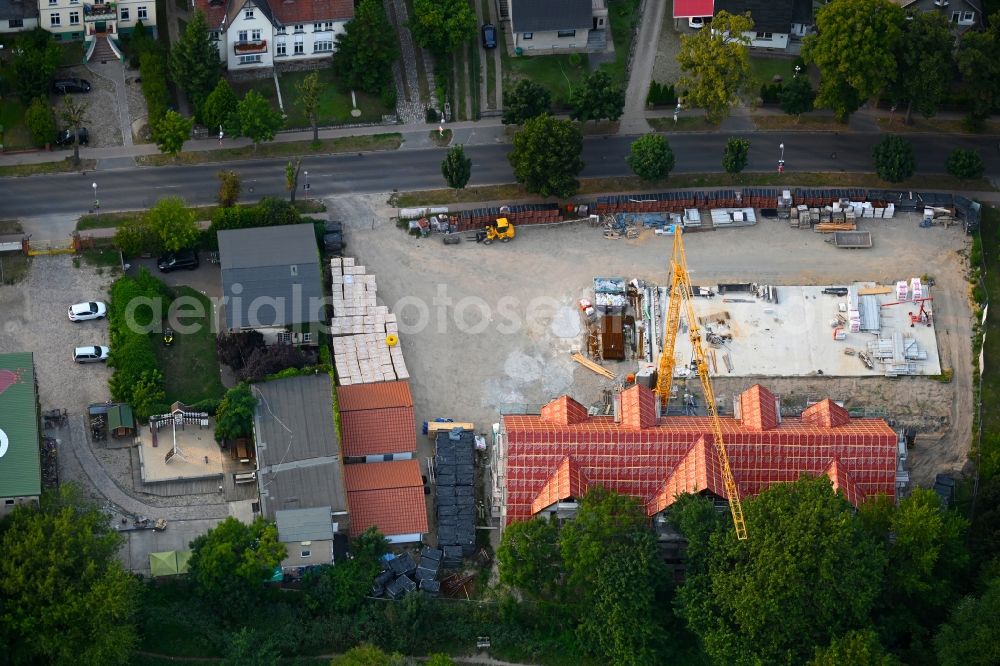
656;228;748;540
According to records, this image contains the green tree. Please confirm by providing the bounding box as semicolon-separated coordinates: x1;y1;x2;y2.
188;517;285;609
441;144;472;189
113;218;157;257
304;528;388;614
217;170;242;207
145;196;199;252
946;148;985;180
11;27;62;103
779;75;815;118
0;484;141;665
935;579;1000;666
297;71;323;143
497;516;561;597
626;133;675;181
502;79;552;125
203;78;240;134
872;135;915;183
333;0;399;95
130;369;166;421
153;109;193;156
410;0;477;55
676;476;886;666
956;15;1000;126
810;630;899;666
570;70;625;122
222;627;280;666
24;96;56;147
330;644;406;666
215;382;257;442
285;157;302;204
722;137;751;174
677;10;754;123
236;90;284;150
804;0;905;121
139;51;171;124
60;95;88;166
890;11;954;125
170;9;222;118
426;655;454;666
508;114;584;198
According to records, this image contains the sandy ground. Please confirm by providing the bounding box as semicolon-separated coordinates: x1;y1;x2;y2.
329;194;973;491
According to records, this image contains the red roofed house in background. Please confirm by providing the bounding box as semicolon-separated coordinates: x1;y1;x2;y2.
337;380;417;463
673;0;715;20
194;0;354;72
490;383;899;526
344;460;428;544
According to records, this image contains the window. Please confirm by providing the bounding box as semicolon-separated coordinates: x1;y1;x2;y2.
289;264;298;276
276;25;286;34
300;550;311;558
244;7;254;19
48;0;56;6
557;29;575;38
69;10;79;24
313;22;321;31
238;29;248;41
314;39;332;52
755;31;773;40
522;32;532;39
70;0;79;4
277;331;292;344
50;13;61;26
302;332;313;344
294;35;303;54
324;21;333;31
209;30;221;41
275;37;286;55
962;11;975;23
4;499;14;506
238;54;262;64
120;6;129;20
251;28;261;40
137;5;147;20
294;24;304;33
8;18;23;28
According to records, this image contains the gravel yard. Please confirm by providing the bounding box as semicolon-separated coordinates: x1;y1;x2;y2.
52;64;123;149
651;5;684;89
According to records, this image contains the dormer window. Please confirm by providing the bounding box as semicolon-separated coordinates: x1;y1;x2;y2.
290;265;298;277
244;7;254;19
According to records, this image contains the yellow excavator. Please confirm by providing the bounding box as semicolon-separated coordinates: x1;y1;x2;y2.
657;228;748;540
476;207;516;245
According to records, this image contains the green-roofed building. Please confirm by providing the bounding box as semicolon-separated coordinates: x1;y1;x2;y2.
0;353;41;517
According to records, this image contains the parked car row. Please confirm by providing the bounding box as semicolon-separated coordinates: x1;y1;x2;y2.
68;299;109;363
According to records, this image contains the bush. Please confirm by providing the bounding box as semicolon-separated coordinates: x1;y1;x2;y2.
722;137;751;174
186;397;222;415
107;269;169;412
872;135;915;183
945;148;984;180
140;51;171;125
380;86;397;111
759;82;783;105
24;97;55;148
646;81;678;107
205;197;303;249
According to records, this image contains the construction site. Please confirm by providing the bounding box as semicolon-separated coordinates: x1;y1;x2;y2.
328;186;977;533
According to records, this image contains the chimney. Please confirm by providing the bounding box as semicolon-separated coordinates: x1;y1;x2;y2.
620;384;656;429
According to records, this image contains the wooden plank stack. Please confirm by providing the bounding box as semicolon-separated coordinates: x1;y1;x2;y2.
330;258;409;385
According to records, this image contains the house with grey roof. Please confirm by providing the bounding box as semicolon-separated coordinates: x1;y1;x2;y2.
509;0;608;54
218;223;323;346
275;506;342;569
0;353;41;517
0;0;38;33
891;0;983;33
252;374;349;527
713;0;814;50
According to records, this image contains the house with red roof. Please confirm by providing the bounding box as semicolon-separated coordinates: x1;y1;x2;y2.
337;380;417;463
344;459;428;544
491;383;899;526
195;0;354;71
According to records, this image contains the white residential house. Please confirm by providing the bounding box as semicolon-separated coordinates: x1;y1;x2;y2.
508;0;608;54
0;0;40;34
195;0;353;71
36;0;154;43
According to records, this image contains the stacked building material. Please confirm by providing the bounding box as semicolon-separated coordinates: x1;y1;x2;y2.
435;429;477;564
330;258;408;384
454;203;562;232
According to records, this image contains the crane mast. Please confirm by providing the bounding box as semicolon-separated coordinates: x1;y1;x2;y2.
655;229;748;540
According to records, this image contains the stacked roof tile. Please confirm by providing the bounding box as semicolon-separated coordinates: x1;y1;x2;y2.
337;381;417;458
435;430;477;558
500;383;897;523
344;460;428;538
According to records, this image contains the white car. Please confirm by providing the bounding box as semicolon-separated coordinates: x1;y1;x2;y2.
73;346;110;363
68;301;107;322
689;16;711;29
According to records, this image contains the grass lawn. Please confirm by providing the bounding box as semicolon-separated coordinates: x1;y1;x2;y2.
0;254;30;285
753;115;849;131
155;287;226;404
648;116;721;132
748;55;795;91
0;97;32;150
279;70;390;128
0;157;96;177
602;0;642;82
876;116;1000;135
979;205;1000;442
76;200;325;230
59;40;85;67
135;133;402;166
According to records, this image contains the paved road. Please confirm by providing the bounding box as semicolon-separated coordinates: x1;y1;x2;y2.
2;132;998;217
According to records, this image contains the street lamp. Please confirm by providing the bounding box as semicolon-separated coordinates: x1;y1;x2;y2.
92;181;99;216
674;100;682;125
778;143;785;174
794;65;801;78
303;170;310;196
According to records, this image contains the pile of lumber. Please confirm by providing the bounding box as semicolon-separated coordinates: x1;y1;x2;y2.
571;352;615;379
814;222;857;233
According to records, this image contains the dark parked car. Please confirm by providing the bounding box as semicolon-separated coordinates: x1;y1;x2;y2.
323;232;344;254
53;78;92;94
481;23;497;49
54;128;89;147
157;249;199;272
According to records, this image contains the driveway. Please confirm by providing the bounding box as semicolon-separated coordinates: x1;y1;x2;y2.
620;0;667;135
54;64;123;149
128;257;223;298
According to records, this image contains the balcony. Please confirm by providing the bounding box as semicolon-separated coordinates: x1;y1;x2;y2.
234;39;267;55
84;2;117;20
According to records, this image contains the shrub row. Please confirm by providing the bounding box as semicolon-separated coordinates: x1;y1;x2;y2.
140;51;171;125
647;81;679;107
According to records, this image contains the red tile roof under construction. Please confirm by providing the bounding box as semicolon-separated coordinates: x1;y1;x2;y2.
337;381;416;458
501;384;897;523
344;460;428;537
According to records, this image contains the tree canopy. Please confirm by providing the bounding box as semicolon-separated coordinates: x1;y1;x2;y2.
236;90;284;148
946;149;985;180
24;96;56;148
508;114;584;198
502;79;552;125
890;11;954;125
872;135;915;183
722;137;751;174
809;630;899;666
956;15;1000;124
170;9;222;119
935;578;1000;666
677;10;753;123
60;95;88;166
145;196;199;253
570;70;625;123
626;133;675;181
804;0;905;121
410;0;477;55
153;109;193;156
297;71;323;143
441;144;472;189
203;78;240;134
304;528;388;614
675;476;886;666
779;75;815;118
11;28;61;103
0;485;141;665
215;382;257;442
333;0;399;96
497;516;561;597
